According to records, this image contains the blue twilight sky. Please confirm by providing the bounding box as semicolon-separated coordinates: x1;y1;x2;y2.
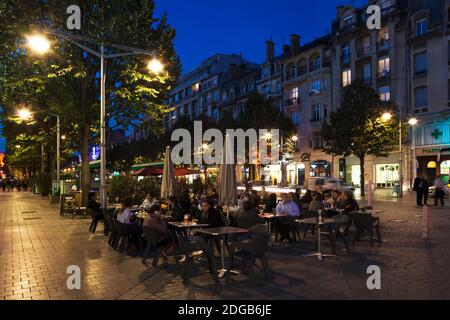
154;0;367;73
0;0;367;153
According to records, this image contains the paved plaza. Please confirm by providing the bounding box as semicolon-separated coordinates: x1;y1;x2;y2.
0;191;449;300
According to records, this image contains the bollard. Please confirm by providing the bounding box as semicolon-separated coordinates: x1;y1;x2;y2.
367;180;373;207
422;205;430;240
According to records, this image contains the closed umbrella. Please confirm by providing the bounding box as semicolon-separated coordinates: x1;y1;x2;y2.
218;134;237;219
161;146;176;199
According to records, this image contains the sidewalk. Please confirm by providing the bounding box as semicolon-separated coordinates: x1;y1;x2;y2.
1;191;449;300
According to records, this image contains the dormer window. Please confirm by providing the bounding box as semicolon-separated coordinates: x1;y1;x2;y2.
343;15;352;27
416;18;427;36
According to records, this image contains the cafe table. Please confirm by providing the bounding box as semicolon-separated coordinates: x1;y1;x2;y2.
259;213;283;246
196;226;249;278
168;221;209;231
296;217;337;261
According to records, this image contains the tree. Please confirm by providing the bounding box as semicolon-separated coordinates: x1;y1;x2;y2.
0;0;181;205
321;80;399;196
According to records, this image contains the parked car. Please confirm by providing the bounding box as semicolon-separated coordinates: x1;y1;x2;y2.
308;177;355;193
429;185;450;198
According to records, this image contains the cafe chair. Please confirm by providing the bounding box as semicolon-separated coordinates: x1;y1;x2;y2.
226;231;273;285
142;226;170;268
352;213;382;247
322;216;350;254
177;236;218;285
299;211;319;239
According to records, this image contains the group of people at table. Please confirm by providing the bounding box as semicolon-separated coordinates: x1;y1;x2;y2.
88;186;361;255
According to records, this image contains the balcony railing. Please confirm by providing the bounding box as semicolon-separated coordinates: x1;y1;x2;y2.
357;47;371;58
309;63;321;72
285;98;300;106
377;70;391;81
414;69;428;77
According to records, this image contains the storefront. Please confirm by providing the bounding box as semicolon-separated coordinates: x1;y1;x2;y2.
309;160;331;178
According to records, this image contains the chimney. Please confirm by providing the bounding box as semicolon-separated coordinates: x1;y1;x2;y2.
265;40;275;62
283;44;291;58
290;34;300;55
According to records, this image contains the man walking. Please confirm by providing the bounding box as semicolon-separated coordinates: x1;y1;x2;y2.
434;175;445;207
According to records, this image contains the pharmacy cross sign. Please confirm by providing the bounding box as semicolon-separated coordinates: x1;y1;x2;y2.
431;129;443;140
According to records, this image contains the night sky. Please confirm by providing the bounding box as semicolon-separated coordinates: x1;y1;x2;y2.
0;0;367;153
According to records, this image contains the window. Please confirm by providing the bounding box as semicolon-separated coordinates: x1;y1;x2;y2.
211;107;219;121
362;37;371;54
414;51;427;75
311;105;322;122
310;80;322;95
289;87;299;100
448;80;450;107
343;15;352;28
416;18;427;36
275;80;281;92
342;43;351;64
311;55;321;71
380;0;391;10
414;86;428;112
378;27;390;49
262;66;271;79
378;86;391;101
378;57;390;76
263;84;270;95
313;136;323;150
286;63;296;80
342;69;352;87
291;111;299;125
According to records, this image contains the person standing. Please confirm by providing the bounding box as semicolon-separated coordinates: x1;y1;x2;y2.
414;174;430;206
434;175;445;207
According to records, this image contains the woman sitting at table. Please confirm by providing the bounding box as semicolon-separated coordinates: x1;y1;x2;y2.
117;197;140;245
237;200;265;229
327;190;341;209
300;190;313;210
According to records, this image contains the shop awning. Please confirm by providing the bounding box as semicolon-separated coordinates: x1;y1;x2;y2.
131;162;163;171
133;167;199;177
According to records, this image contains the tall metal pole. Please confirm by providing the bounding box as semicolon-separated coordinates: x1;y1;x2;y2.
100;45;107;208
399;118;403;197
56;115;61;181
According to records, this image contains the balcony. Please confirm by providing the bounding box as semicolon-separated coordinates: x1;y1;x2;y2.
285;98;300;106
377;70;391;82
309;63;321;73
357;47;371;58
309;90;322;97
414;70;428;78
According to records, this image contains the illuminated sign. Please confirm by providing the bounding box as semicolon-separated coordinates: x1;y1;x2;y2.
90;146;100;161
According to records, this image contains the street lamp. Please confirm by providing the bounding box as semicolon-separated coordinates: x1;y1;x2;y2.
15;107;62;182
26;34;51;54
408;118;419;188
26;29;165;208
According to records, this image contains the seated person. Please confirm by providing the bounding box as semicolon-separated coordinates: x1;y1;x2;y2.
117;197;140;244
144;204;173;252
300;190;313;210
309;194;325;212
169;196;184;221
341;190;359;213
200;199;224;228
265;193;278;214
274;193;300;242
237;200;265;229
140;194;157;211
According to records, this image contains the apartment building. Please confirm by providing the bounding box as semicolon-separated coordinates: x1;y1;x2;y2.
167;54;257;124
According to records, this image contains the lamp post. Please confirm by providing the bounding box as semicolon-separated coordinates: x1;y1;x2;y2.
382;112;418;197
26;30;165;208
408;118;419;189
16;107;61;182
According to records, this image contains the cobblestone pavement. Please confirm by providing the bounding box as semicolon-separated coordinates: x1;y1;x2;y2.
1;191;449;300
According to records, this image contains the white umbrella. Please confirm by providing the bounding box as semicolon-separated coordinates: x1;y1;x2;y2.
218;134;237;219
161;146;176;199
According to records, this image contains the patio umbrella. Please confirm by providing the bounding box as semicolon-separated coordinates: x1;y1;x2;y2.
160;146;176;199
218;134;237;219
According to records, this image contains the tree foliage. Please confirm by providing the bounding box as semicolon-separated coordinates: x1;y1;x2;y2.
321;80;399;195
0;0;181;204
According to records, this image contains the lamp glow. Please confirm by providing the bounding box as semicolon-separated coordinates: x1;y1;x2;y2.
147;58;164;74
408;118;418;126
17;108;33;121
382;112;392;121
26;34;51;54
